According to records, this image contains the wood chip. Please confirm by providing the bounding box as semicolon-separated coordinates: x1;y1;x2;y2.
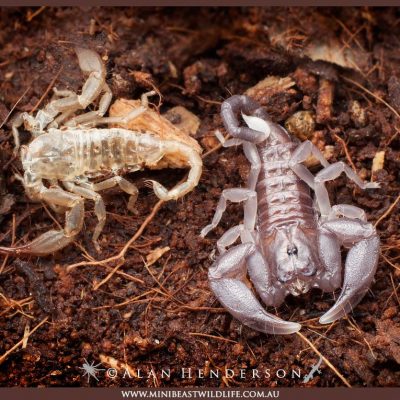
349;100;367;127
316;78;334;124
163;106;200;137
285;111;315;140
146;246;170;266
245;75;296;104
372;150;385;173
22;322;30;349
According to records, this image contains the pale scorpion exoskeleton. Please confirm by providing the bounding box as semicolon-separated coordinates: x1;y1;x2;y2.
0;48;202;256
201;95;380;335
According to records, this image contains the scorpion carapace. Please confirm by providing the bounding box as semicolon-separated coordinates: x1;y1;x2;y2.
201;95;380;335
0;48;202;256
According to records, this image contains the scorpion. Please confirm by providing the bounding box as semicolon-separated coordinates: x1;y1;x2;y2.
201;95;380;334
0;48;202;256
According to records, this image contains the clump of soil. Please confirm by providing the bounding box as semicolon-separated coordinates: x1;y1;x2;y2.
0;7;399;387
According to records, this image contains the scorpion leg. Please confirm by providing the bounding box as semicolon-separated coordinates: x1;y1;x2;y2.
92;176;139;213
289;140;379;217
85;105;147;127
79;90;156;128
318;218;379;324
63;182;106;252
216;224;256;254
0;188;84;256
46;180;68;214
63;83;113;127
209;243;301;334
313;162;379;217
52;88;76;98
315;162;380;190
200;188;257;238
11;113;25;155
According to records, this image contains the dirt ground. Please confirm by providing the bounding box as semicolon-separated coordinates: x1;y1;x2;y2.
0;7;399;387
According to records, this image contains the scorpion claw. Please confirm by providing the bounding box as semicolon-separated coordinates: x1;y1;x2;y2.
0;230;76;256
319;235;380;324
75;47;106;109
75;47;105;76
211;277;301;334
209;244;301;335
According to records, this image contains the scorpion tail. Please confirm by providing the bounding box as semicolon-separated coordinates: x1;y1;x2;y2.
0;230;76;257
150;141;202;201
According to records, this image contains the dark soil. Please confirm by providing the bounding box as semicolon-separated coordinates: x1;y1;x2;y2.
0;7;399;387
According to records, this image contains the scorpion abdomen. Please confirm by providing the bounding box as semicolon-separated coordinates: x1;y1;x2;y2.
75;128;164;175
256;142;317;235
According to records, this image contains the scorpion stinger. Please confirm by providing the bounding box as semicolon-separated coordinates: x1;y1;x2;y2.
202;95;380;334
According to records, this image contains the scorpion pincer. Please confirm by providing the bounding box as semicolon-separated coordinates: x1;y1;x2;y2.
0;48;202;256
201;95;380;335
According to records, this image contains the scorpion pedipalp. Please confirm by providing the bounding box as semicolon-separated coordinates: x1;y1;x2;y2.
209;243;301;334
0;186;85;256
318;219;380;324
75;47;107;109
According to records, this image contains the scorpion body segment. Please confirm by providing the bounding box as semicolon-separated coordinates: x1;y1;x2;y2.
202;95;380;334
256;142;317;233
0;49;202;256
23;128;200;187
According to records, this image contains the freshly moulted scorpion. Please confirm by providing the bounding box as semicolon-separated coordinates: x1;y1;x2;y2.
0;48;202;256
201;95;380;334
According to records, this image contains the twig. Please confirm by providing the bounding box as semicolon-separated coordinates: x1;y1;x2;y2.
202;141;223;158
188;332;238;344
342;76;400;145
66;199;164;272
174;305;225;313
342;76;400;119
390;273;400;308
380;253;400;272
26;6;46;22
0;87;31;130
332;132;357;173
374;194;400;228
92;258;125;291
30;66;63;114
91;290;155;310
296;331;352;388
0;316;48;365
202;133;231;159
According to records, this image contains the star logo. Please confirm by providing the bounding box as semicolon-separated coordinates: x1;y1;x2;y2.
79;359;105;383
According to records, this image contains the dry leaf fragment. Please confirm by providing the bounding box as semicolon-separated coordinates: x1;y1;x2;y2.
109;98;202;169
163;106;200;137
146;246;170;266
